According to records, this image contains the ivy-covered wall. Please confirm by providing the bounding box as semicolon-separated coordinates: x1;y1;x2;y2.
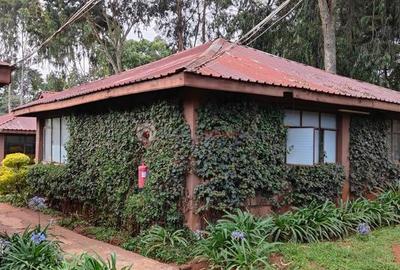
349;114;400;195
193;98;345;215
64;99;191;228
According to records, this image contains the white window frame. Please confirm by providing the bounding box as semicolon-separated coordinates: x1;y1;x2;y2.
285;110;337;165
42;117;69;163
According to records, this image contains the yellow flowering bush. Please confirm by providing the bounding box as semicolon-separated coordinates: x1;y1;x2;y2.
0;153;30;194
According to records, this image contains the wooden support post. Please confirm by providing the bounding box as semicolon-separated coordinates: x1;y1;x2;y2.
338;113;351;201
35;118;44;163
183;91;202;231
0;134;5;163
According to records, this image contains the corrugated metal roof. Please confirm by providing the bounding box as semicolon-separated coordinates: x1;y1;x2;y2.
0;113;36;132
16;41;214;109
0;61;11;67
14;38;400;111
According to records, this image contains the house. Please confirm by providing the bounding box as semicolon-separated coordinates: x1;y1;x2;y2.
0;114;36;162
12;38;400;230
0;61;36;162
0;61;13;87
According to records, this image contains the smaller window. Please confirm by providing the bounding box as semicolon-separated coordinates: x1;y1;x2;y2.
284;110;300;126
284;110;337;165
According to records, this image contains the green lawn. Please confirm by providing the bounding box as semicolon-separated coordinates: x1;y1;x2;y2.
280;225;400;270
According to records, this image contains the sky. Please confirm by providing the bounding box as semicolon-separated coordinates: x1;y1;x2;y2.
36;22;158;77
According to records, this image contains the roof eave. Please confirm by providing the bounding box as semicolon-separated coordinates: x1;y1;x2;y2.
13;71;400;116
13;72;186;116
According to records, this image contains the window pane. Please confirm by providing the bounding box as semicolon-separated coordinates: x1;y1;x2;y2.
44;119;52;162
52;118;61;163
314;130;320;163
324;130;336;163
393;134;400;162
60;117;69;163
286;128;314;165
302;111;319;127
5;135;24;154
284;110;300;126
321;113;336;129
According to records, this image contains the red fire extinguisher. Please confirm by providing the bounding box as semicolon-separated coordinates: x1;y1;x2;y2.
138;162;148;189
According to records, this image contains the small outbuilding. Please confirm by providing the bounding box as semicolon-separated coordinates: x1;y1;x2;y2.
0;61;13;87
0;114;36;162
12;38;400;230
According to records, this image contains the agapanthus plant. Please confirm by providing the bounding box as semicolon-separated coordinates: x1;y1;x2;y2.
28;196;47;211
357;223;370;235
231;230;246;241
28;196;47;225
31;232;46;245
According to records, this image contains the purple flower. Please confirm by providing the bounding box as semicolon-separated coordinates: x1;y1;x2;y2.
0;238;10;255
357;223;370;236
194;230;206;240
28;196;47;211
31;232;46;244
231;230;246;241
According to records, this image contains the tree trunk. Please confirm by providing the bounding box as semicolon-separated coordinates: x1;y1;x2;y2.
318;0;337;73
201;0;207;43
176;0;184;51
7;84;12;113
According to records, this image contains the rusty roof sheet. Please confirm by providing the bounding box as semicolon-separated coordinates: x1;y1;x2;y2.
0;113;36;132
14;38;400;111
0;61;11;67
16;41;214;109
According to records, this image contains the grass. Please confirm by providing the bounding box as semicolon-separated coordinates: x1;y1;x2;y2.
280;225;400;270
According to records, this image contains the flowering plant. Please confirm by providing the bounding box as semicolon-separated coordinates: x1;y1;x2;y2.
231;230;246;241
357;223;371;236
28;196;47;211
31;232;47;245
0;238;10;256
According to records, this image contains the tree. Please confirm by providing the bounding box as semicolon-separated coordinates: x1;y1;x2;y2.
90;38;171;78
318;0;337;73
85;0;150;74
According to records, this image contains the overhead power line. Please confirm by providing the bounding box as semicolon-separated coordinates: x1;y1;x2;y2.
245;0;304;46
238;0;293;45
14;0;101;65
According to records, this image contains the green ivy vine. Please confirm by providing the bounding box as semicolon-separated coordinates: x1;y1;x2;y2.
29;99;191;229
193;98;345;214
349;114;400;195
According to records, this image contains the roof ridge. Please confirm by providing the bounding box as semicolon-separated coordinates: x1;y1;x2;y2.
185;38;235;71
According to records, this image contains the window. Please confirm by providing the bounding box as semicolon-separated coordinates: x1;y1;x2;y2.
5;135;35;159
285;110;337;165
43;117;69;163
390;120;400;162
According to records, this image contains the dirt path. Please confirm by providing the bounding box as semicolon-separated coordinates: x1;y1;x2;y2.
0;203;177;270
392;244;400;264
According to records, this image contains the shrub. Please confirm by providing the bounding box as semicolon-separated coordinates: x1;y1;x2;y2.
0;153;30;194
0;225;62;270
269;201;349;243
26;163;70;201
340;198;399;229
2;153;31;168
194;210;278;269
132;225;192;264
59;253;131;270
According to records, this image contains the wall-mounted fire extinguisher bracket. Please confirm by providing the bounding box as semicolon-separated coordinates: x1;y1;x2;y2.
138;162;148;189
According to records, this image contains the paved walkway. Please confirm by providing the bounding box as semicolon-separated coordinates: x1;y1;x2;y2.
0;203;178;270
